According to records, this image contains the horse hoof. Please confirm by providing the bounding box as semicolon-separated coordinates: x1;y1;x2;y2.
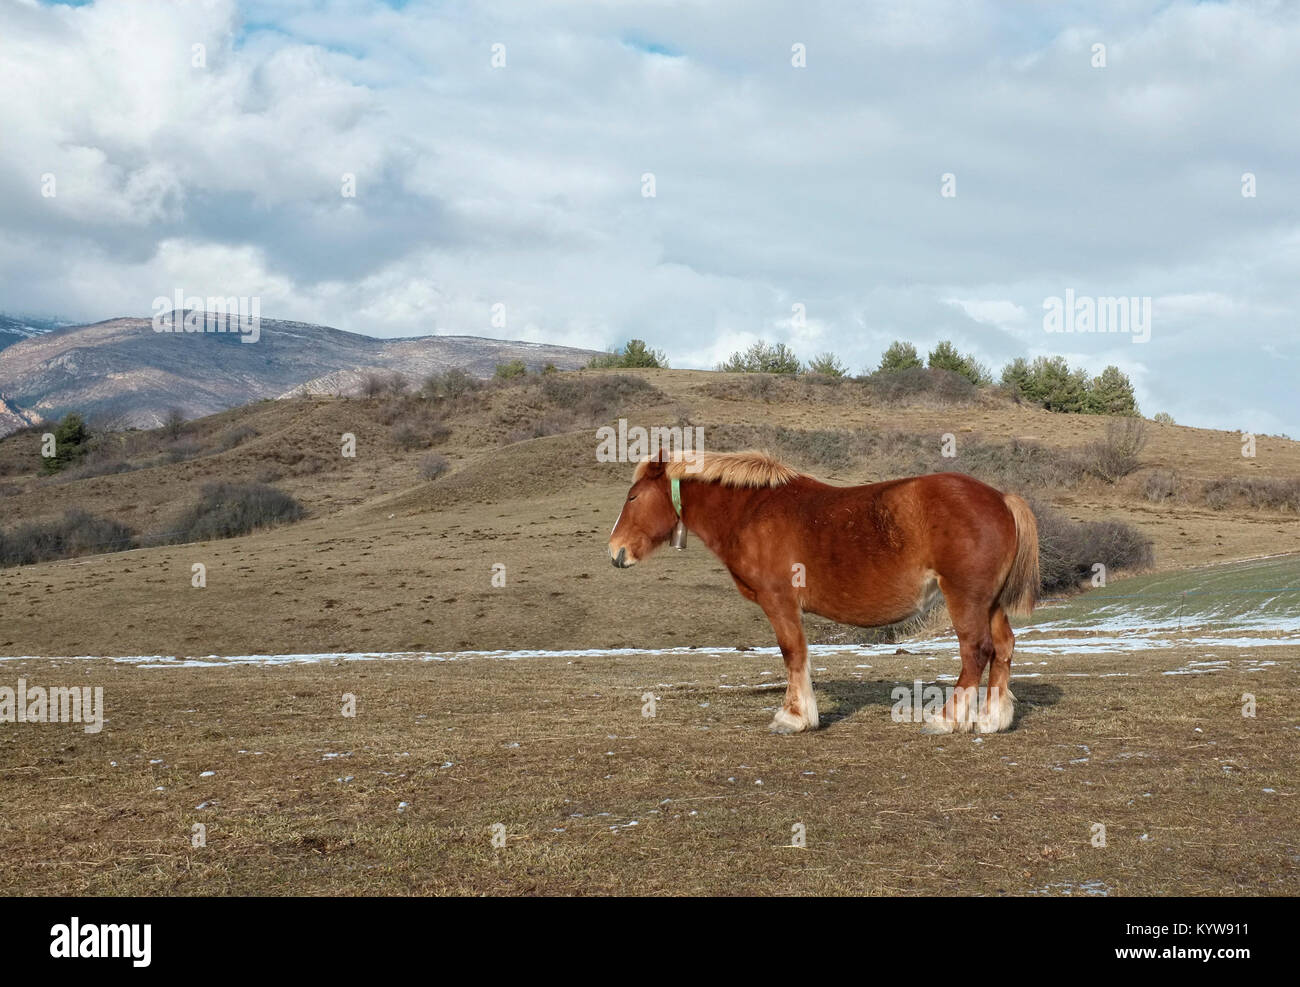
920;717;954;735
977;697;1013;733
768;710;806;734
976;702;1015;733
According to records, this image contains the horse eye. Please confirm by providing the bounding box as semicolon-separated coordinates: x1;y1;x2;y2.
627;494;638;502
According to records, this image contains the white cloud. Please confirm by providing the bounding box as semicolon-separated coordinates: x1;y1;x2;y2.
0;0;1296;434
945;299;1029;331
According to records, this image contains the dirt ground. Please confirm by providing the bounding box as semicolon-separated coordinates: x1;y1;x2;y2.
0;641;1293;896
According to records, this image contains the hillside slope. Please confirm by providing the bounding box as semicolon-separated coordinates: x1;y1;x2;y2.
0;313;56;352
0;368;1296;657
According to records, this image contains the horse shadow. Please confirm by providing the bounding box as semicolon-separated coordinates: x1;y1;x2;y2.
817;678;1065;730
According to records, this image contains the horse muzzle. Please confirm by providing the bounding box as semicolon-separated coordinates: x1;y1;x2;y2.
610;546;635;568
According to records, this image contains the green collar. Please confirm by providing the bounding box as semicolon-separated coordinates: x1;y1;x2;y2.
670;476;682;517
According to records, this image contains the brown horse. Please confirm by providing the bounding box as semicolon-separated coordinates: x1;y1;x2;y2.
608;450;1039;734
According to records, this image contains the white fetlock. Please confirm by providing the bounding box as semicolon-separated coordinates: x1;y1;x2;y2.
802;687;820;730
976;688;1015;733
920;714;955;735
769;708;807;734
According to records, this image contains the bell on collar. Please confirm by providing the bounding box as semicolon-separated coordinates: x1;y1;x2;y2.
670;519;688;550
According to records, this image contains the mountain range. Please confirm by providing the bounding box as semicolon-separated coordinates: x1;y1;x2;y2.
0;313;62;351
0;314;600;435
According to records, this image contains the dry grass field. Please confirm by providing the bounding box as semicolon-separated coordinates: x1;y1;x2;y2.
0;369;1296;895
0;640;1294;896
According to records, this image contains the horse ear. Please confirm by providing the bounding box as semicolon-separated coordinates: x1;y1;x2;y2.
641;456;666;477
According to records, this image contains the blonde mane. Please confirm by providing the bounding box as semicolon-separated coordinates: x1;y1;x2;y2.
634;449;800;488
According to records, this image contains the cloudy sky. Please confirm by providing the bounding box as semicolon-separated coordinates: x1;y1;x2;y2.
1;0;1297;435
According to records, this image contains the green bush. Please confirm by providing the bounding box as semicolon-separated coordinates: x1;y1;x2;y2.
1088;365;1139;416
494;359;528;380
587;339;669;369
999;357;1032;398
804;352;848;377
927;340;991;386
717;341;801;374
1003;357;1139;416
877;341;923;373
41;413;90;474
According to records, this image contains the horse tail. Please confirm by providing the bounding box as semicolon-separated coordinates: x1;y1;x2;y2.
998;493;1040;618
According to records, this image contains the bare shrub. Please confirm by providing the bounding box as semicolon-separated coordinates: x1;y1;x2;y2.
0;509;135;568
495;374;662;442
776;428;865;472
157;482;305;544
391;423;425;450
1142;470;1179;502
291;454;330;476
57;458;134;482
419;453;451;481
743;375;777;401
938;437;1089;491
765;427;1089;491
700;373;861;406
1083;418;1147;483
537;374;660;420
863;367;977;406
212;424;257;452
423;368;481;402
162;408;186;441
162;439;201;464
1033;501;1154;594
390;415;450;450
506;414;579;444
1202;476;1300;512
362;373;386;398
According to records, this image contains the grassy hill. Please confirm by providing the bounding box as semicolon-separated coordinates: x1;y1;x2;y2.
0;367;1297;658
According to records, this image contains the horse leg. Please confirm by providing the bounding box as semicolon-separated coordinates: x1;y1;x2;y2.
977;606;1017;733
759;598;819;734
921;589;995;735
